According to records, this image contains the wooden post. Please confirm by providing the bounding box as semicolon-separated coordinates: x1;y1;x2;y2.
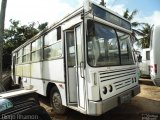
0;0;7;80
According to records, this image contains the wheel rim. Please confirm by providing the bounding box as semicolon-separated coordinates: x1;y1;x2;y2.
52;93;62;111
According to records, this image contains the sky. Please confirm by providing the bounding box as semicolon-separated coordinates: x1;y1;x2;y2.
5;0;160;28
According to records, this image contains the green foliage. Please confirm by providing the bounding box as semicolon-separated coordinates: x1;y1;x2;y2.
123;9;140;27
123;9;151;49
3;19;48;70
38;22;48;31
139;23;152;48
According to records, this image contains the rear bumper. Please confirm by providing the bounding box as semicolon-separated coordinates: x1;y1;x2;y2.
87;85;140;116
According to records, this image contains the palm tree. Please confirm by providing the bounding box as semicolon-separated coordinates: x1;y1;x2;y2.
139;23;152;48
123;9;151;48
123;9;140;28
123;9;151;49
123;9;142;49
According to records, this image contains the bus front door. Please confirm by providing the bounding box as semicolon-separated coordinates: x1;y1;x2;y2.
65;30;78;105
65;24;86;110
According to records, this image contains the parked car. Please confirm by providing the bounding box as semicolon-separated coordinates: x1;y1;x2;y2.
0;89;51;120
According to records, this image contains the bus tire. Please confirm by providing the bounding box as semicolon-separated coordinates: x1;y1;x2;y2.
50;87;66;114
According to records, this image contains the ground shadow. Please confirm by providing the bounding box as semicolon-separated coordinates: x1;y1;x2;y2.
39;95;160;120
139;78;155;86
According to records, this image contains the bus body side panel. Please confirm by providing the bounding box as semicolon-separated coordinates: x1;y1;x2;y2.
22;63;31;87
15;65;23;84
42;59;64;82
30;59;65;95
150;25;160;85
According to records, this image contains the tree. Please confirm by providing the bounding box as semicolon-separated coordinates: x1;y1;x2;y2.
3;19;48;70
123;9;151;49
38;22;48;31
123;9;140;28
139;23;152;48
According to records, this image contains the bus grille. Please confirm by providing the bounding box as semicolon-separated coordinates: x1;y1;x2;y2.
99;67;137;91
113;78;132;90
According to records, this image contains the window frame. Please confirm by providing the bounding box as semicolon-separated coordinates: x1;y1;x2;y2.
43;27;62;60
146;51;150;60
57;26;61;40
116;30;134;65
17;49;22;64
22;44;31;63
31;38;43;62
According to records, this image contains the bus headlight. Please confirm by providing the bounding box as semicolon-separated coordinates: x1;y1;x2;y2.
103;87;107;94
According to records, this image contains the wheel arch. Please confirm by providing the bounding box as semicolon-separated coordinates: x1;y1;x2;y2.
46;82;57;98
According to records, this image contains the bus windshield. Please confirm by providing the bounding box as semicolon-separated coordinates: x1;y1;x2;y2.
87;21;134;67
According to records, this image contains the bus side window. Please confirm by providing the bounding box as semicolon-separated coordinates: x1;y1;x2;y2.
146;51;150;60
57;26;61;40
66;31;75;67
44;29;62;59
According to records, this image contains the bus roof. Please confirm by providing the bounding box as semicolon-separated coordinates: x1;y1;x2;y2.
12;1;131;53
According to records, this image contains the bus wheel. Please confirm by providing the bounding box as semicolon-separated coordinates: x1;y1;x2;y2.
50;87;66;114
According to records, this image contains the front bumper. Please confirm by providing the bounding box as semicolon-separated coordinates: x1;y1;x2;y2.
87;85;140;116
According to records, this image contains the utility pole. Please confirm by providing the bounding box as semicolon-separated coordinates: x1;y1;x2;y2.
100;0;106;7
0;0;7;80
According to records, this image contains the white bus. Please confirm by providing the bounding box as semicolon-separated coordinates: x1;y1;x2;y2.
11;0;140;116
150;25;160;86
139;48;150;76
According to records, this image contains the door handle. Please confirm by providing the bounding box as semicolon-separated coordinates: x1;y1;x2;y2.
80;61;84;78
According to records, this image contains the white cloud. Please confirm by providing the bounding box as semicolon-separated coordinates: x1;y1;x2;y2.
78;0;84;6
106;4;126;16
5;0;160;29
5;0;74;28
135;11;160;26
91;0;126;15
5;0;126;28
106;3;160;26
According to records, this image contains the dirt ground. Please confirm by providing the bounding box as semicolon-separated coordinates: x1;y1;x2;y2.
40;80;160;120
